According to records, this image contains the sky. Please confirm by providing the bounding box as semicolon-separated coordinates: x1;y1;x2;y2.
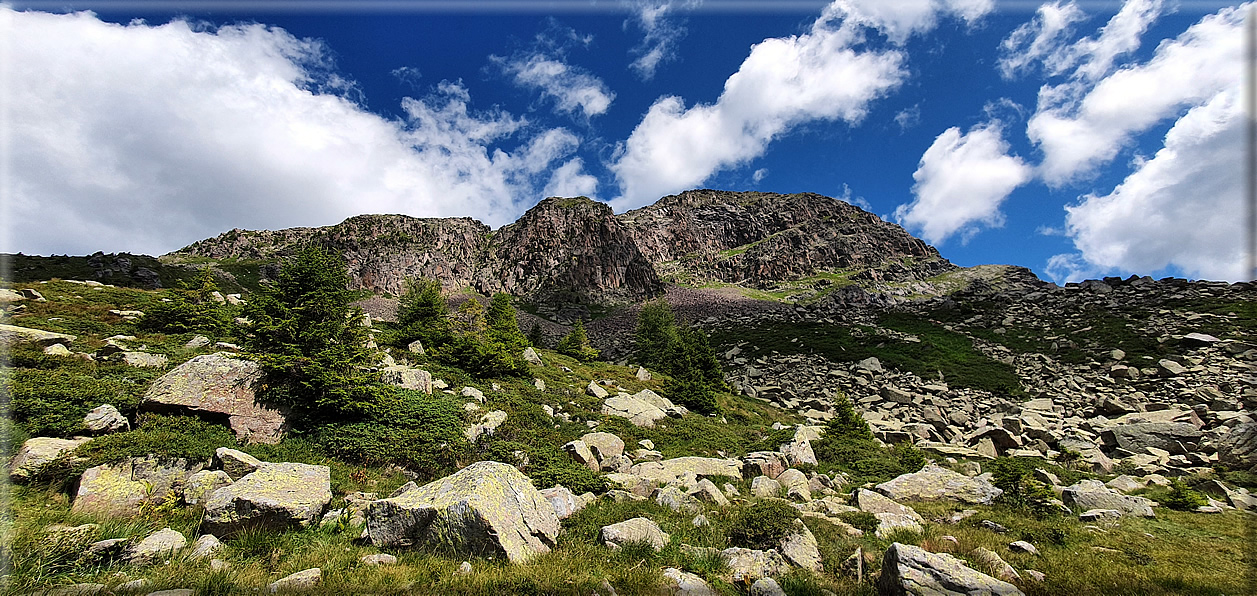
1;0;1252;284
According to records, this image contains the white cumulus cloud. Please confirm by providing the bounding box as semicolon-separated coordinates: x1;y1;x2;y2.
1026;3;1244;184
1055;88;1245;282
894;122;1032;245
3;8;595;256
610;0;994;211
496;49;615;118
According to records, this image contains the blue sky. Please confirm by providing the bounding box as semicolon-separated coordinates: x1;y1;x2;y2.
3;1;1250;283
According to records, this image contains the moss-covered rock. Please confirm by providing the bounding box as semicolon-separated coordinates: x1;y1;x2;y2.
202;462;332;535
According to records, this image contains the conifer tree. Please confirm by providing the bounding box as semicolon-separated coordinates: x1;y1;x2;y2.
557;320;599;361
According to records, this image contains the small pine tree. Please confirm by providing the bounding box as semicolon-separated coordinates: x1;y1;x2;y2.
395;278;450;348
527;321;545;348
635;299;677;369
557;320;599;361
243;245;379;421
1162;479;1208;510
486;293;527;352
452;298;487;336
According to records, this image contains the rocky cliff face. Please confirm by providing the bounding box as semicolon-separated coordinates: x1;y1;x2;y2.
618;190;951;287
173;190;951;305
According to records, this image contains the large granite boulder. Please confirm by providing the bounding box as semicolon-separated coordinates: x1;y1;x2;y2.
1101;422;1202;455
72;456;202;517
1217;423;1257;472
1061;480;1155;517
141;353;287;444
203;463;332;535
876;464;1003;505
365;461;560;563
602;393;669;427
581;432;625;461
9;436;91;483
878;542;1024;596
779;521;823;572
721;547;791;583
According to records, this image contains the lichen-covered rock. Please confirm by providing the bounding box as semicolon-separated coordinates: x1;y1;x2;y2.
690;478;730;507
751;476;783;498
653;485;700;513
563;440;598;471
750;578;787;596
602;394;669;427
187;534;224;560
538;485;585;520
878;542;1024;596
779;521;823;572
465;410;508;443
119;351;168;368
581;432;625;461
72;457;202;517
268;568;321;593
365;461;559;563
124;528;187;564
601;517;670;551
83;404;129;434
141;353;287;444
215;447;263;480
381;365;432;394
1062;480;1155;518
776;468;812;502
9;436;91;483
523;347;543;366
780;439;817;467
203;463;332;535
184;470;234;506
721;547;791;583
742;451;787;479
876;464;1003;505
587;381;610;399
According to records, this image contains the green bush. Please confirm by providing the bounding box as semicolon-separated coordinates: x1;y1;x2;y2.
139;269;234;336
389;278;452;350
77;413;239;466
479;439;608;494
728;500;799;550
837;511;879;533
434;334;527;378
313;388;468;480
8;365;144;438
557;320;599;361
989;457;1059;517
1161;479;1208;510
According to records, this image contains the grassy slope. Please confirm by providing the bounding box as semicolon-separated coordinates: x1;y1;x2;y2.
0;279;1251;595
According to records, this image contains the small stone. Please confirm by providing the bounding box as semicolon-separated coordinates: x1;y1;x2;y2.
457;561;472;575
749;577;786;596
981;520;1009;534
83;404;129;434
360;553;398;566
268;568;321;593
1009;540;1038;555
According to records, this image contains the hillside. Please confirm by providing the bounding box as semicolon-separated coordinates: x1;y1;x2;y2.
1;190;1254;595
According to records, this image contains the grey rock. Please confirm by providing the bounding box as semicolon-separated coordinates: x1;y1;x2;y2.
653;485;700;513
601;393;670;427
538;485;585;520
360;553;398;565
1009;540;1038;555
141;353;286;444
381;365;433;394
268;568;321;593
215;447;263;480
119;351;168;368
662;567;716;595
184;470;233;506
125;528;187;564
83;404;129;434
465;410;508;443
523;347;543;366
203;463;333;534
587;381;610;399
9;436;91;483
776;468;811;502
0;324;76;347
1217;423;1257;472
751;476;783;498
365;461;560;563
73;456;201;517
721;547;791;583
1079;508;1123;522
878;542;1024;596
749;578;786;596
970;546;1019;582
1102;422;1201;455
875;464;1003;505
1062;480;1155;517
185;335;212;349
601;517;670;551
779;521;823;572
581;431;625;461
563;440;598;471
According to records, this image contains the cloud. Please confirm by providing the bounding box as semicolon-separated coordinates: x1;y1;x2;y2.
625;0;698;80
1026;3;1243;184
543;158;600;198
1056;87;1245;282
997;1;1086;79
751;168;768;183
894;104;921;131
823;0;994;43
611;0;997;211
4;8;592;255
497;53;615;118
894;122;1032;245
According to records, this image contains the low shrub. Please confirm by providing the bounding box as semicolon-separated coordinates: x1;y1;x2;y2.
837;511;879;534
1160;479;1208;510
76;413;239;466
8;365;144;438
988;457;1058;517
313;388;468;480
728;500;799;551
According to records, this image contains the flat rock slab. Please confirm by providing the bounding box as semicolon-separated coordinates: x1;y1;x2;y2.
600;517;670;551
602;395;668;427
878;542;1024;596
365;460;559;563
629;457;743;483
203;463;332;535
0;324;76;347
876;464;1003;505
141;353;287;444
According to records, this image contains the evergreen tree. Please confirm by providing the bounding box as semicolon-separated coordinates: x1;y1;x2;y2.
394;278;450;349
486;293;527;352
635;299;677;369
243;245;379;421
632;299;726;414
452;298;487;336
557;320;599;361
527;321;545;348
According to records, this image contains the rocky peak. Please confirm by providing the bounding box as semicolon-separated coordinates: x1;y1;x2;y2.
490;196;662;304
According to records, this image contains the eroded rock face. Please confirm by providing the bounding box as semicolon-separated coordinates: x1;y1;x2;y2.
141;353;287;444
1218;423;1257;472
202;463;332;535
878;542;1024;596
876;464;1003;505
365;461;560;563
